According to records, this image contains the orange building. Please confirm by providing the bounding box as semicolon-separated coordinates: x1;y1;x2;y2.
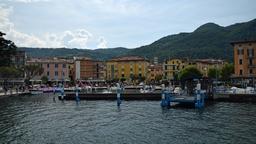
74;57;104;80
231;40;256;78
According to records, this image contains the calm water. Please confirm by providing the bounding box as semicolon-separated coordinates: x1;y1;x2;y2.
0;95;256;144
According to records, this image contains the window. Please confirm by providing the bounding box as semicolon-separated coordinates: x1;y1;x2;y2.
62;72;65;76
55;64;58;68
63;64;66;68
47;64;49;68
250;69;253;74
239;59;243;65
47;71;49;76
237;48;244;55
139;73;142;77
121;74;124;77
247;48;254;57
249;59;253;65
173;65;175;70
239;69;243;75
55;71;58;76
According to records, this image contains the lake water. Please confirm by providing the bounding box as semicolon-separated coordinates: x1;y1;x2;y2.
0;94;256;144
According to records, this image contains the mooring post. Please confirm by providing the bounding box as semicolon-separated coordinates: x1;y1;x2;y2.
116;83;121;106
161;84;168;107
61;84;65;100
75;84;80;102
195;81;203;108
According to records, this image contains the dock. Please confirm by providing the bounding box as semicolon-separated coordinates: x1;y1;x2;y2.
0;91;30;98
214;93;256;102
58;92;200;103
58;93;162;100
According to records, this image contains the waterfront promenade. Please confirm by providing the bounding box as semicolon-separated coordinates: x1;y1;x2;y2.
0;90;30;98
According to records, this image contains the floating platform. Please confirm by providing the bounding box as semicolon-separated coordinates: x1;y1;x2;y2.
57;92;199;102
58;93;161;100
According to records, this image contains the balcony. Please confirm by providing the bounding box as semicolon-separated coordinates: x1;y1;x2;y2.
248;65;256;68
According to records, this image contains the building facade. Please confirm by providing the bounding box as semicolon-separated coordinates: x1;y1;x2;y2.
74;57;104;80
147;64;163;82
26;58;73;82
194;59;225;77
106;56;149;81
231;40;256;78
163;59;189;80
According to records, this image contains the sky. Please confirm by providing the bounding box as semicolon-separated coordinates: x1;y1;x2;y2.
0;0;256;49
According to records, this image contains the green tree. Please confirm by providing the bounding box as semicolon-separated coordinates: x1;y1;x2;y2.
0;32;17;67
178;67;202;81
24;65;44;82
155;74;163;82
120;77;126;82
220;63;234;81
178;67;202;95
0;66;22;78
208;68;221;79
41;75;48;84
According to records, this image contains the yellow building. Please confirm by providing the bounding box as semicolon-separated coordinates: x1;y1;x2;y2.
163;59;190;80
106;56;149;81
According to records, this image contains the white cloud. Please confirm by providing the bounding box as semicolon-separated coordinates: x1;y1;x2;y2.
0;4;102;48
97;36;108;48
61;29;93;48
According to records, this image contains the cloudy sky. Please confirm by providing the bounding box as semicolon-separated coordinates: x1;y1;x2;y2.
0;0;256;49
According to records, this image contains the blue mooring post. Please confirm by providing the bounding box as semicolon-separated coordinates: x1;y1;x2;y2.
61;85;65;100
161;84;171;107
195;82;204;108
75;84;80;102
117;83;121;106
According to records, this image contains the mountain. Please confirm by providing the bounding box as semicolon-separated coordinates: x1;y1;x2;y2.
20;18;256;62
125;19;256;62
19;47;130;60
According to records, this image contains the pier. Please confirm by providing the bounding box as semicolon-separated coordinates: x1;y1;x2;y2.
214;93;256;102
58;93;162;100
